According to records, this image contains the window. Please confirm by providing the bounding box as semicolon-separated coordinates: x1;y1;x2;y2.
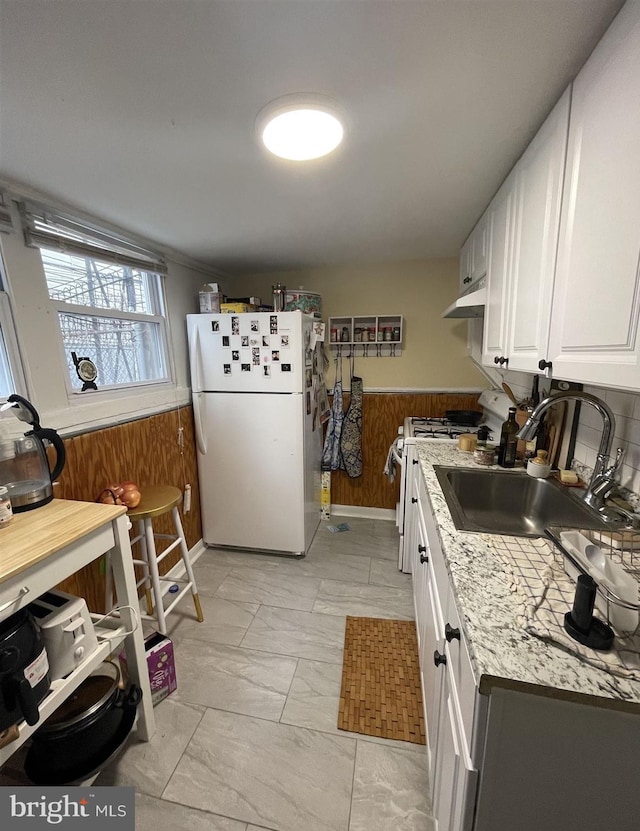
20;203;171;393
0;196;25;400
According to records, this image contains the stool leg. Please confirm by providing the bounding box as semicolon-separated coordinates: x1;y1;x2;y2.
104;551;113;613
144;517;168;635
136;518;154;616
172;506;204;623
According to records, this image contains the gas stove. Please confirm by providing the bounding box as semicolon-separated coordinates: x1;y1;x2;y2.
405;416;486;441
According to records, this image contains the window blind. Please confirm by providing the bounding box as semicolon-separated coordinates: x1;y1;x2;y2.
19;201;167;275
0;192;14;234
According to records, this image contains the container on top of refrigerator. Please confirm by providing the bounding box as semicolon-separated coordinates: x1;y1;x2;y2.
285;288;322;317
199;283;222;313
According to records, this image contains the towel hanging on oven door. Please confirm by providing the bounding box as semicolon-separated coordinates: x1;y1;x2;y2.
339;355;363;478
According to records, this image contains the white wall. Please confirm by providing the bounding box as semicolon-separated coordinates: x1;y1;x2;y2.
0;209;216;436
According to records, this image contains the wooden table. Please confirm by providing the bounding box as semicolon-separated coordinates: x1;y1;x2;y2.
0;499;156;767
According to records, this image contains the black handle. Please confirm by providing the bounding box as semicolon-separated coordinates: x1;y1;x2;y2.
493;356;509;366
445;623;461;642
6;393;41;428
412;459;419;465
433;650;447;667
538;359;552;371
420;553;429;564
14;675;40;726
418;544;428;564
411;497;418;504
463;276;471;284
34;427;67;483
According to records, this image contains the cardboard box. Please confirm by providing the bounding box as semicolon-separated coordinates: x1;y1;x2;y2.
221;302;257;313
121;632;177;706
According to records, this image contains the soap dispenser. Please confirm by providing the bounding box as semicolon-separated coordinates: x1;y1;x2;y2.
527;450;551;479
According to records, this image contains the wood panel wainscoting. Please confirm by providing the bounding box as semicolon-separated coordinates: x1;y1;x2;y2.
329;392;482;511
52;406;202;613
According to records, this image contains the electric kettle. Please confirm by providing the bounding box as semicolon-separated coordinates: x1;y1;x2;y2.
0;394;66;512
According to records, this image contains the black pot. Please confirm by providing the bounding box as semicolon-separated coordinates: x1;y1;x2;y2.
25;661;141;785
445;409;483;427
0;608;50;732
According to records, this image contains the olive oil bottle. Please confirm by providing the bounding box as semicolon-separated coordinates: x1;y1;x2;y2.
498;407;518;468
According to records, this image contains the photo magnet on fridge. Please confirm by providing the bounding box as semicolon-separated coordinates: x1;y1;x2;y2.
281;334;289;347
263;365;271;377
251;320;259;332
222;335;230;347
232;316;240;334
241;336;249;346
232;350;240;361
270;315;278;333
272;350;280;361
305;368;312;388
211;320;220;332
306;391;311;414
250;337;259;346
281;363;291;372
223;364;231;374
241;364;251;372
262;335;269;347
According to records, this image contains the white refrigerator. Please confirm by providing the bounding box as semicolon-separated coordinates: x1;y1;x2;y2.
187;311;322;556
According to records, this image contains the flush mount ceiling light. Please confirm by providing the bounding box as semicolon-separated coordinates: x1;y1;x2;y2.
256;94;344;161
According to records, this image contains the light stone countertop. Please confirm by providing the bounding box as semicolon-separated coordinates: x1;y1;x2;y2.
416;442;640;712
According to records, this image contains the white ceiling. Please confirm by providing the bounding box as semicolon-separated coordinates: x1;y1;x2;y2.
0;0;625;274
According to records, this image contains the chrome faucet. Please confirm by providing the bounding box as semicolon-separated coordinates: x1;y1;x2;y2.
516;391;621;510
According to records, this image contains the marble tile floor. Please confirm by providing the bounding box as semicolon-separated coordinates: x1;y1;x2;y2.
100;517;433;830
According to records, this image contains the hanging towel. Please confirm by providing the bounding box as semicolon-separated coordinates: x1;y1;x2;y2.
383;437;401;483
339;375;363;478
321;357;345;471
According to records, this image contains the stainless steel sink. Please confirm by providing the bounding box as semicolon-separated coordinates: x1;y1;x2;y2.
434;466;609;537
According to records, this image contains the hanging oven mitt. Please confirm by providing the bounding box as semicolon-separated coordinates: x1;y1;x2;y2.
321;358;345;471
339;375;363;478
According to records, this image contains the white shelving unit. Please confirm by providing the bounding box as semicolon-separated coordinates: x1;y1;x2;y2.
328;315;403;356
0;500;155;771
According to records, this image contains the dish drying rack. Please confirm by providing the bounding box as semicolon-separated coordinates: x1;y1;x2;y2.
546;525;640;637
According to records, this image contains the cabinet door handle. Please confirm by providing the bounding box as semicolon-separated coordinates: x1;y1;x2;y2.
538;359;552;372
433;650;447;667
412;459;419;465
420;553;429;564
411;497;418;504
463;276;471;284
445;623;461;642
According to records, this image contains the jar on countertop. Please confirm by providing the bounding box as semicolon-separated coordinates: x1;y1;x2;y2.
0;485;13;528
474;445;496;466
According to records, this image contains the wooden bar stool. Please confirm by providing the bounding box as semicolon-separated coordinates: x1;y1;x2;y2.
105;485;204;634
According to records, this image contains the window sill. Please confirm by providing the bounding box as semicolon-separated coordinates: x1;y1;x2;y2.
45;384;192;437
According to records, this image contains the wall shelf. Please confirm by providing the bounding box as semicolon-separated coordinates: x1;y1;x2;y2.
328;315;403;357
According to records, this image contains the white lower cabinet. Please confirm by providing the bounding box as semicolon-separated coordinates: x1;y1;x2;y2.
408;466;480;827
408;465;640;831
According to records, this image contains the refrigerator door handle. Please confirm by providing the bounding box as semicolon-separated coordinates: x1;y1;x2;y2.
193;393;207;455
189;323;203;393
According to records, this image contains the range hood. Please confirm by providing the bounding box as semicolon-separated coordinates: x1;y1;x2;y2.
441;286;486;319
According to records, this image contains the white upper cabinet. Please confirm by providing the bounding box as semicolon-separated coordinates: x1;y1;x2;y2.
482;172;516;367
507;89;570;372
481;89;569;371
547;1;640;389
459;211;489;294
